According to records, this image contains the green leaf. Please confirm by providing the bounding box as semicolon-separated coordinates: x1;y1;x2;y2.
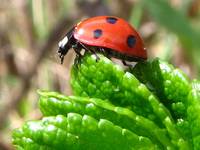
187;85;200;149
71;54;189;149
12;54;198;149
12;114;156;150
38;90;172;148
131;58;192;142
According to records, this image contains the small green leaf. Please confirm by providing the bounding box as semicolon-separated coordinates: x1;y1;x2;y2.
12;114;156;150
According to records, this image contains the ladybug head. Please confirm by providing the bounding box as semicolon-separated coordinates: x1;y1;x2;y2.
58;36;70;64
58;27;75;64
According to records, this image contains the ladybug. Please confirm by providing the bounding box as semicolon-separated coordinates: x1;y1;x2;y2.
58;16;147;65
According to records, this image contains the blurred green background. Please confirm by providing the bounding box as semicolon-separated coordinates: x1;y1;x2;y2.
0;0;200;149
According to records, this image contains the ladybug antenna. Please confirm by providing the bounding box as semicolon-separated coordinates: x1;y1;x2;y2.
60;54;64;64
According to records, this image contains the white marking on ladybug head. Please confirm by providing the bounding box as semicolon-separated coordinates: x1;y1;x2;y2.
58;36;68;48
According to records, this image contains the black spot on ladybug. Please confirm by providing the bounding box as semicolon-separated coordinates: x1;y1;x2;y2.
106;17;118;24
127;35;136;48
93;29;102;39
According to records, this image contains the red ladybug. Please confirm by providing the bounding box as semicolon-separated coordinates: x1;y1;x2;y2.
58;16;147;65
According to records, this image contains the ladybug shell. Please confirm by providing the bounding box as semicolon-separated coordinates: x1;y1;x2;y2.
74;16;147;60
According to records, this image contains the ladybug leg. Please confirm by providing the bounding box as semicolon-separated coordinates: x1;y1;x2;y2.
122;60;132;67
73;43;83;65
78;42;100;61
74;55;81;66
73;45;82;58
99;48;111;59
90;49;100;62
